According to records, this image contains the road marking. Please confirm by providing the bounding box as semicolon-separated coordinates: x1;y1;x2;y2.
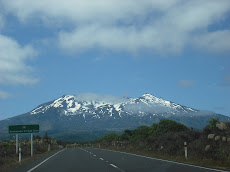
110;164;125;172
110;164;118;168
27;148;66;172
96;148;228;172
83;148;125;172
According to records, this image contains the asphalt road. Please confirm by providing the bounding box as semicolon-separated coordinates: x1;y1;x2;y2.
12;148;229;172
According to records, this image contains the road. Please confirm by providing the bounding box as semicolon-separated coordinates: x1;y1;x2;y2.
12;148;229;172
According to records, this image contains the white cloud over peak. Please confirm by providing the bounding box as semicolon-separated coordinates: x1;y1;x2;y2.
0;34;38;85
1;0;230;54
74;93;128;104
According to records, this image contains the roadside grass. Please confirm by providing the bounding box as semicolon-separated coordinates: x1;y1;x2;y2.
0;137;60;172
0;148;61;172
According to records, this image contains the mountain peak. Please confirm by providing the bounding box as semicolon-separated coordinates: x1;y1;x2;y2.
3;92;227;136
141;93;156;98
29;93;199;117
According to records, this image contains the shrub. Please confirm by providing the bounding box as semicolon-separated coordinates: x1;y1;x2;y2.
208;118;219;129
132;126;153;140
101;133;119;142
155;119;189;134
124;130;133;136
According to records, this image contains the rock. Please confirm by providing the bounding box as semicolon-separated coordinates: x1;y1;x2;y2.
205;145;210;152
222;136;227;142
215;135;220;141
208;134;215;139
216;122;227;130
227;138;230;143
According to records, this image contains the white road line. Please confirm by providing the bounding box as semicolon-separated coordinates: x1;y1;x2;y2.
110;163;125;172
82;148;125;172
110;164;118;168
27;148;66;172
95;148;228;172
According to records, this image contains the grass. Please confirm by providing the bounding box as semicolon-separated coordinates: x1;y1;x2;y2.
0;138;60;172
0;148;61;172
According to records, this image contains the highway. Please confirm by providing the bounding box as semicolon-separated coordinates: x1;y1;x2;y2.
12;148;229;172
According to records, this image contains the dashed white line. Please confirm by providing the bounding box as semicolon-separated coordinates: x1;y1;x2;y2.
97;148;228;172
110;164;125;172
110;164;118;168
84;148;125;172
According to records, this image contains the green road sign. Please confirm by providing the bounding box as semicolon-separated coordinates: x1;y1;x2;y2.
9;124;39;133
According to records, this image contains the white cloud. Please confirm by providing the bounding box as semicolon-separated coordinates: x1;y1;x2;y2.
1;0;230;54
74;93;127;104
179;80;196;88
0;90;11;99
58;25;158;53
1;0;179;23
192;30;230;53
0;34;38;85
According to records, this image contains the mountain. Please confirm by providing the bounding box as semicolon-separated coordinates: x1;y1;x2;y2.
0;93;229;141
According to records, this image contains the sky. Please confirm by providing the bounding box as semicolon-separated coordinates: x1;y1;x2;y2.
0;0;230;120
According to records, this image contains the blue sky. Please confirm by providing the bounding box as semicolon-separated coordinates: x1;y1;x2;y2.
0;0;230;120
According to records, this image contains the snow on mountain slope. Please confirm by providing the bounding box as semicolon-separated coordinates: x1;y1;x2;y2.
30;93;197;118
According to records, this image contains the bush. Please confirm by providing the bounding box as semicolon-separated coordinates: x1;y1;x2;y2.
101;133;119;142
93;119;230;164
208;118;219;129
131;126;153;140
154;119;189;134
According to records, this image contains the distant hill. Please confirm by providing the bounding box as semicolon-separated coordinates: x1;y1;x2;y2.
0;93;229;141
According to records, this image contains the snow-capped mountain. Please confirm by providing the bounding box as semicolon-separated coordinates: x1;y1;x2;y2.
30;93;197;118
0;93;229;141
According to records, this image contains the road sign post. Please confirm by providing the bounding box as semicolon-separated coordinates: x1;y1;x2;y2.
31;133;33;156
9;125;39;157
19;147;21;162
184;142;188;159
16;134;18;155
48;144;50;151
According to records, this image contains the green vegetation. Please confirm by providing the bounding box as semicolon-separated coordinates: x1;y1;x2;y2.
208;118;219;129
0;133;60;172
93;119;230;169
154;119;189;134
